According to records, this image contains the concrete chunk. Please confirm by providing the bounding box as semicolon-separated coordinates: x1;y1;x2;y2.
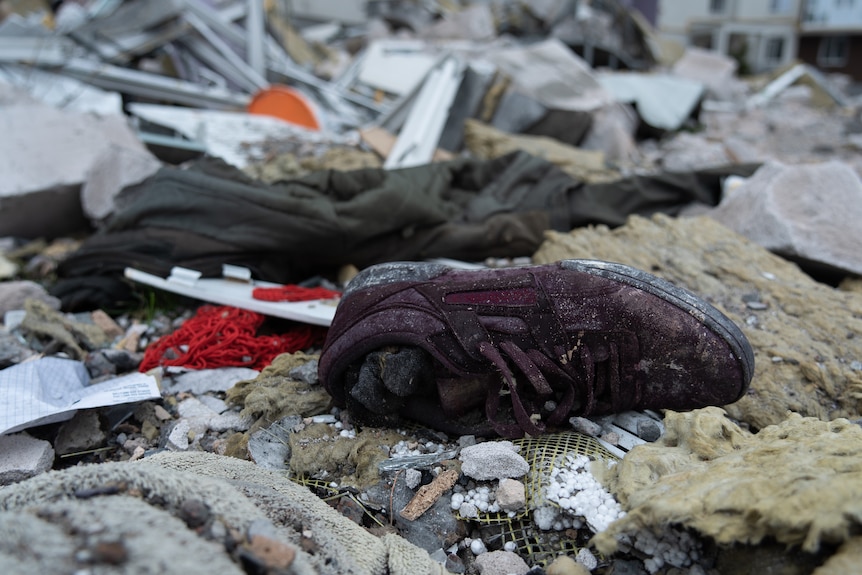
495;478;526;512
0;280;61;318
0;101;159;238
597;71;704;131
706;161;862;277
474;550;529;575
488;39;612;113
671;46;743;101
460;441;529;480
0;433;54;485
164;367;260;394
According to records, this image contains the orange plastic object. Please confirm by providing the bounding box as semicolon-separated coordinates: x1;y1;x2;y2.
248;85;321;131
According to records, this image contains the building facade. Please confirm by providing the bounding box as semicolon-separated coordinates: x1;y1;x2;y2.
798;0;862;81
657;0;800;74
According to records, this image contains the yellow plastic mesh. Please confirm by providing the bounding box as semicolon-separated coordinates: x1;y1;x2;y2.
516;431;619;514
295;431;619;567
462;431;620;566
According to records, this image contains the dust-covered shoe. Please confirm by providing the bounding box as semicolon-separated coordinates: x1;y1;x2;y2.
318;260;754;438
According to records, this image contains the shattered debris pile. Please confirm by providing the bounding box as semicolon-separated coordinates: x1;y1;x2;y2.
2;0;862;574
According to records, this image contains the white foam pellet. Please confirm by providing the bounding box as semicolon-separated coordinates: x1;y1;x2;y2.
470;539;487;555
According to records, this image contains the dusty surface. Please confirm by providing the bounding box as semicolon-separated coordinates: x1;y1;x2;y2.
533;213;862;431
593;408;862;559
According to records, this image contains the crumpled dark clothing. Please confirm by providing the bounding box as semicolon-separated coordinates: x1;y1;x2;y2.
54;151;758;310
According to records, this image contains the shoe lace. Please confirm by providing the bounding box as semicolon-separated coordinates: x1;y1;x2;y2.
479;338;639;438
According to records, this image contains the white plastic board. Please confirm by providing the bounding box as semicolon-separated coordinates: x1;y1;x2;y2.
124;266;337;326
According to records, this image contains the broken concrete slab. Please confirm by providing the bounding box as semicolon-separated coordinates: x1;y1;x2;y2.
596;71;704;131
245;143;384;183
658;132;733;172
82;142;163;223
671;46;743;101
703;161;862;277
0;432;54;485
0;101;159;238
488;39;613;114
699;98;858;172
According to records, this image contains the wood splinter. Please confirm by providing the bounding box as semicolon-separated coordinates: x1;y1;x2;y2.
398;469;459;521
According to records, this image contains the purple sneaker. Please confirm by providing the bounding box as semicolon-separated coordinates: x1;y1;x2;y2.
319;260;754;438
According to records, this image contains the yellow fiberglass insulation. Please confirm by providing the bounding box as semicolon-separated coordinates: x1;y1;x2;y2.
594;407;862;558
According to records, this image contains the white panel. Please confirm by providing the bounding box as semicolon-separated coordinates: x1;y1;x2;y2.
285;0;368;24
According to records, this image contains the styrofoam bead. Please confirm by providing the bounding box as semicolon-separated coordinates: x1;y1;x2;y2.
450;493;465;509
470;539;487;555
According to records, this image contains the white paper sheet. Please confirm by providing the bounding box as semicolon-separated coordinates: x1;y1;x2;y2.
0;356;161;435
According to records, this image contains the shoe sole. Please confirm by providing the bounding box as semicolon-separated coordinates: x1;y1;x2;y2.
346;258;755;394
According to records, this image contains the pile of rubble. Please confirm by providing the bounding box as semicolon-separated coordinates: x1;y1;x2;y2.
2;1;862;575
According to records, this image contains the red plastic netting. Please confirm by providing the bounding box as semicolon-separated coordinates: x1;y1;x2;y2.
251;285;341;301
139;305;326;372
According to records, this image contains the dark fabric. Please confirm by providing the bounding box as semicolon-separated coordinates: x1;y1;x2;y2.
58;151;568;277
54;151;759;311
568;163;761;227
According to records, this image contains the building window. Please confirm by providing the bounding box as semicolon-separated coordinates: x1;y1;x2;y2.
709;0;726;13
765;37;785;63
769;0;791;13
818;36;849;67
690;32;714;50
